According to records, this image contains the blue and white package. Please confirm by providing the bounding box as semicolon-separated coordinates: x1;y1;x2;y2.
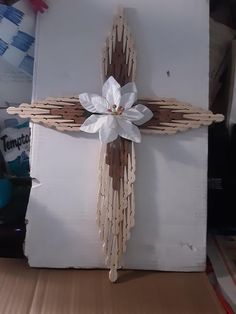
0;1;35;76
0;109;30;177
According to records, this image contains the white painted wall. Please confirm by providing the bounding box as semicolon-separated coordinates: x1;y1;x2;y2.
25;0;209;271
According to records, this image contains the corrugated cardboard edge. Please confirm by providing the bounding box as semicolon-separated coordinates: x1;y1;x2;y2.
0;258;225;314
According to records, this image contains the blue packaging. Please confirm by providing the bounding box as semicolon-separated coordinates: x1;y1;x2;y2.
0;178;12;209
0;109;30;177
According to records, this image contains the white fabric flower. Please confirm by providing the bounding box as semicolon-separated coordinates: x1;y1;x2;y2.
79;76;153;143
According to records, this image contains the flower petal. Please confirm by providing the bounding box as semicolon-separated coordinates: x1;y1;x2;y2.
79;93;108;113
102;76;121;106
122;108;144;121
79;93;97;112
99;115;119;143
92;95;109;113
80;114;107;133
133;104;154;126
119;92;137;109
117;118;141;143
120;82;137;94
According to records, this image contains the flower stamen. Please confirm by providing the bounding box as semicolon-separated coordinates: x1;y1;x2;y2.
107;105;124;115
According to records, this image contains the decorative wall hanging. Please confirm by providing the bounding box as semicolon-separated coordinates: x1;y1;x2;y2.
7;8;224;282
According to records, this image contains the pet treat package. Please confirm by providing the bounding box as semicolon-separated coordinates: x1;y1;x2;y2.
0;109;30;177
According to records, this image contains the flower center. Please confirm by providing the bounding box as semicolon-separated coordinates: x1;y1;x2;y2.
107;105;124;115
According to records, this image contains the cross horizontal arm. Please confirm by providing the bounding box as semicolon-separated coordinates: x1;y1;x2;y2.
7;96;224;135
7;97;86;132
138;98;224;135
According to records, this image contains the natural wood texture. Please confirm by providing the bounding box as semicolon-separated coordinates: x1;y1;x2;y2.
0;258;225;314
7;97;86;132
138;98;224;134
98;9;137;282
6;97;224;135
103;7;136;85
97;139;135;281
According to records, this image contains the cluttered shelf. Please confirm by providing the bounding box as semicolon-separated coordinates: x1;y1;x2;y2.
0;175;31;258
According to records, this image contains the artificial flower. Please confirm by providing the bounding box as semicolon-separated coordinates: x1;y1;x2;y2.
79;76;153;143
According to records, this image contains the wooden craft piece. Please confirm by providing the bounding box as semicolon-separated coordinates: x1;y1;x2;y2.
7;8;224;282
7;97;223;134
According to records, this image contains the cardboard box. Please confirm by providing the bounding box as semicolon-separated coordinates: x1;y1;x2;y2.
0;258;225;314
25;0;209;270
